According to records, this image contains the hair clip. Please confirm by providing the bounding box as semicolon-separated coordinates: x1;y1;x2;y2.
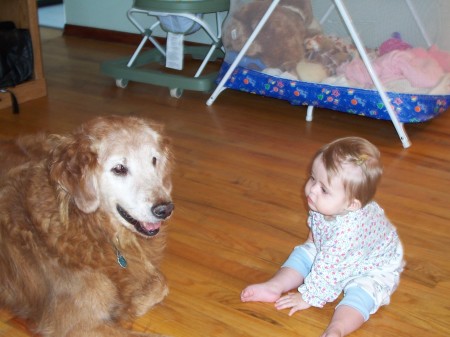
356;154;368;166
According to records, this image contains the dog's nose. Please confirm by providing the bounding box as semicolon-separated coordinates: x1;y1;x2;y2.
151;202;174;219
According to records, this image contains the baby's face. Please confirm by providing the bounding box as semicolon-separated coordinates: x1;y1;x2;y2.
304;156;352;218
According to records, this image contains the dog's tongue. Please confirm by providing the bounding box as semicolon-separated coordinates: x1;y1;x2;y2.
142;222;162;232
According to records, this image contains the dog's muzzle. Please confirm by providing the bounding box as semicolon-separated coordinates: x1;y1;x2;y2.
117;202;174;237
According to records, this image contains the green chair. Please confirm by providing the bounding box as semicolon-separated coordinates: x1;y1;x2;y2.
101;0;230;98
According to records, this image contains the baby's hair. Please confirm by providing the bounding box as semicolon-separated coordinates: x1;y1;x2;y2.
314;137;383;207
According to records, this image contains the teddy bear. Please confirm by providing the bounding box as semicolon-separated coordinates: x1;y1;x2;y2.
222;0;319;73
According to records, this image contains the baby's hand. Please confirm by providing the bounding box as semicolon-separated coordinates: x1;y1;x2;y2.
275;292;311;316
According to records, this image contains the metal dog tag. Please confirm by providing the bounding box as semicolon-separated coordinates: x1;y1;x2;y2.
115;249;128;269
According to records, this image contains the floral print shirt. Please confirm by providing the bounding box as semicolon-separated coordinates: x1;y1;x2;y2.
298;201;403;307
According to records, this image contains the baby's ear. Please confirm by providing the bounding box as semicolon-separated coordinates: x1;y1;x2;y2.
347;199;362;212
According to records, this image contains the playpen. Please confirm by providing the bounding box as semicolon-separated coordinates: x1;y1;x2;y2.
207;0;450;148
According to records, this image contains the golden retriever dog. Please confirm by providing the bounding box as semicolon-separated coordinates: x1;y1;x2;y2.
0;115;174;337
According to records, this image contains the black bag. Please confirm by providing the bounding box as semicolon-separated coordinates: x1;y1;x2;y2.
0;21;34;113
0;21;33;87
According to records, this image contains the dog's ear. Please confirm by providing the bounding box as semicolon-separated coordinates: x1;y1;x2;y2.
49;134;100;213
159;135;174;193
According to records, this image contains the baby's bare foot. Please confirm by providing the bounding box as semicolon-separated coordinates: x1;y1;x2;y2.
321;330;343;337
241;283;281;302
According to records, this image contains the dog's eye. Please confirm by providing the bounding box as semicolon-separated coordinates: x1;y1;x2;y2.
112;164;128;176
152;157;157;166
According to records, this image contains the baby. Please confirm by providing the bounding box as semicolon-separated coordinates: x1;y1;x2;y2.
241;137;404;337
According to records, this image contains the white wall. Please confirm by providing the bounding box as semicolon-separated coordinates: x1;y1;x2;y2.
64;0;450;50
65;0;134;33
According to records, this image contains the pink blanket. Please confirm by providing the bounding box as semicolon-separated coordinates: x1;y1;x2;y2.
340;46;449;88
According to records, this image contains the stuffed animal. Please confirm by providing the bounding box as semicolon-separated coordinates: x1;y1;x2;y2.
222;0;318;72
302;34;357;77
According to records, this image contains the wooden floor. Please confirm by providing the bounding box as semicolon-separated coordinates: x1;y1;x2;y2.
1;28;449;337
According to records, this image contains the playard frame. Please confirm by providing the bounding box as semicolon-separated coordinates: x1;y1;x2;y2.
207;0;450;148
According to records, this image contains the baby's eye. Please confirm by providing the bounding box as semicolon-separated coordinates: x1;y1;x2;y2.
152;157;157;166
112;164;128;176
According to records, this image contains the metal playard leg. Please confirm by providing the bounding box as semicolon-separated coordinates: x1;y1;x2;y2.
333;0;411;148
206;0;281;106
